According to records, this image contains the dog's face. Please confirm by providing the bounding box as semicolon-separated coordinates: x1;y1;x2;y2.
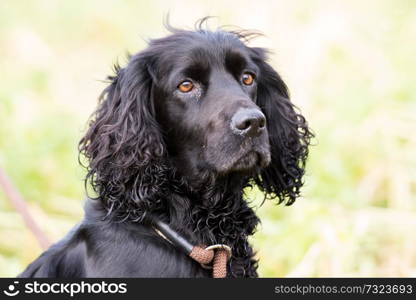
151;32;271;177
81;28;311;205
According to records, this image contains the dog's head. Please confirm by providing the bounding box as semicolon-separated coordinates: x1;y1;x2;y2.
80;26;312;213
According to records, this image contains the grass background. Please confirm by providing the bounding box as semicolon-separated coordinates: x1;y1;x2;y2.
0;0;415;277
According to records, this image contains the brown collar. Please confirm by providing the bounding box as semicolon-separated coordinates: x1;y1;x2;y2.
152;219;231;278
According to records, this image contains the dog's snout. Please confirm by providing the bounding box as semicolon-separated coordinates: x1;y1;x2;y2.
231;108;266;137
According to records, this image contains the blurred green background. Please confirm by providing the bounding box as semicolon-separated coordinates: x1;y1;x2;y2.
1;0;415;277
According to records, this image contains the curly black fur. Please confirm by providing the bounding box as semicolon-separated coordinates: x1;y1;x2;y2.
20;21;312;278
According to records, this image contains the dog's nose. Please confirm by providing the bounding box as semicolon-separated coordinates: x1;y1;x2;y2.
231;108;266;137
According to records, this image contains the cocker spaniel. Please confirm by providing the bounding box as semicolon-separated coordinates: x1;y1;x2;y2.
20;22;312;278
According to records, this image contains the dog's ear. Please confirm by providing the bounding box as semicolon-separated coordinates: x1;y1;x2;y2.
251;48;313;205
79;52;166;220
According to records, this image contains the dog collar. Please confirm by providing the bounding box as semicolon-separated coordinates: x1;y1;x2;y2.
152;219;232;278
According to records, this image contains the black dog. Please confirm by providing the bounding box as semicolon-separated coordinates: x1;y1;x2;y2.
20;23;312;277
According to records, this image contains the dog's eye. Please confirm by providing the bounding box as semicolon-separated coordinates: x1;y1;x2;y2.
178;80;194;93
242;72;255;85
